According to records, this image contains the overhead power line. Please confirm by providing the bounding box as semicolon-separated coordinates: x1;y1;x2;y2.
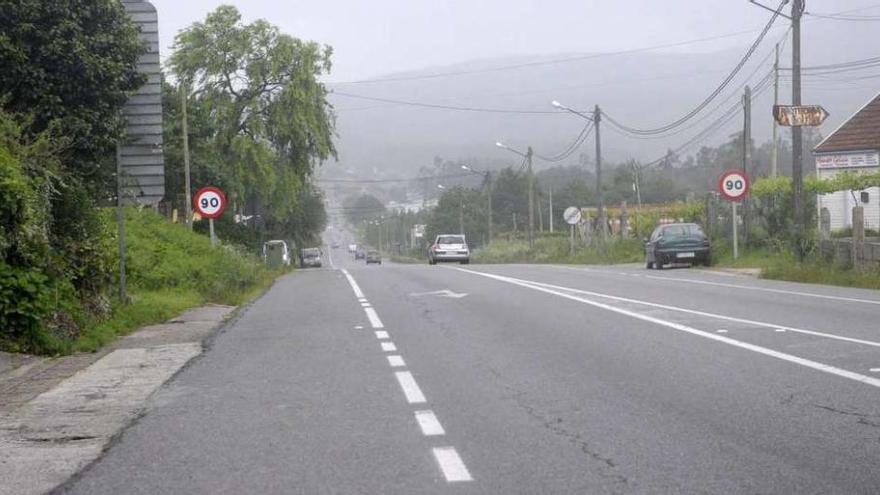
317;172;475;183
330;91;560;115
601;0;787;137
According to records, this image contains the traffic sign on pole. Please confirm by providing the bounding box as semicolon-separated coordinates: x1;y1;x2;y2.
193;187;226;247
773;105;829;127
718;170;750;202
193;186;227;219
563;207;582;225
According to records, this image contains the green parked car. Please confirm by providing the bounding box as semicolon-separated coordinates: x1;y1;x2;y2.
645;223;711;269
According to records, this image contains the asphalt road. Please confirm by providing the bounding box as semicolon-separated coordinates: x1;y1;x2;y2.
62;249;880;494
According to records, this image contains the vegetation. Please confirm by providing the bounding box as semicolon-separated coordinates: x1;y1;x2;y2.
473;234;643;265
0;5;334;354
164;5;335;250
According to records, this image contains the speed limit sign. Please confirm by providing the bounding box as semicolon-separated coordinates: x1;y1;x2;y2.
718;170;750;202
193;187;227;219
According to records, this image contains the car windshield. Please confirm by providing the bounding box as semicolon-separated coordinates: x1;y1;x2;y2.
438;236;465;245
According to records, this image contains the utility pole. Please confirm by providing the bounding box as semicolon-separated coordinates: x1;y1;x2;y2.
742;85;752;247
771;43;780;177
486;172;493;244
791;0;805;259
115;145;128;304
459;195;465;236
549;186;554;233
538;189;544;232
181;83;193;230
594;105;607;241
527;146;535;249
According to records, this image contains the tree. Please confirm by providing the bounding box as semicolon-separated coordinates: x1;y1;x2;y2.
491;167;529;231
343;194;386;225
0;0;144;185
165;6;336;249
169;6;335;217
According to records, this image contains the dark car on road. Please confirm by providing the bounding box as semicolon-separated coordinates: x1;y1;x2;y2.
645;223;711;269
366;250;382;265
355;248;366;260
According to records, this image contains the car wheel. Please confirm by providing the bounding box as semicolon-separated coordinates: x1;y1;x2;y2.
646;261;654;269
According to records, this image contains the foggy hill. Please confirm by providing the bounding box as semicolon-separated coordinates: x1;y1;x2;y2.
324;37;879;180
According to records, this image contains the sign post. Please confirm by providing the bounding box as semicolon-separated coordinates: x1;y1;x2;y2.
193;187;227;247
718;170;750;260
564;207;582;256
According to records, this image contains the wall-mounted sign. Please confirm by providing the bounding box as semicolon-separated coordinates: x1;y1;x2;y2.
816;153;880;169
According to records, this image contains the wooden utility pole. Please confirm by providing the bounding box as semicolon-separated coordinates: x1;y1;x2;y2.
527;146;535;249
791;0;805;259
594;105;607;241
743;85;752;246
181;84;193;229
771;43;780;177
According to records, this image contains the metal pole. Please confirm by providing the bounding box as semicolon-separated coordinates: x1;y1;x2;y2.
570;224;575;256
791;0;805;259
743;85;752;247
527;146;535;249
181;83;193;229
209;218;217;247
732;201;739;260
771;43;779;177
549;187;554;233
595;105;607;241
115;145;128;304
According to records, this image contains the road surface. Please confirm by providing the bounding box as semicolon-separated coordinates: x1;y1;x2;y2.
62;252;880;494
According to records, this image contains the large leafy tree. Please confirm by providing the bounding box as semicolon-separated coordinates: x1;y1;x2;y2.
0;0;144;183
169;6;336;220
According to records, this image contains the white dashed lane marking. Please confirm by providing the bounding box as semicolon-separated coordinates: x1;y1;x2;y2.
375;331;390;339
387;355;406;367
381;342;397;352
394;371;427;404
414;410;445;436
433;447;473;482
364;307;384;328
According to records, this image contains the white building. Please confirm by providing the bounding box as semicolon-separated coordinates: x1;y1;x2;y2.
813;93;880;232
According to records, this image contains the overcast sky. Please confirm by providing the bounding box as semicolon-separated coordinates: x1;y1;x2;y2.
150;0;880;83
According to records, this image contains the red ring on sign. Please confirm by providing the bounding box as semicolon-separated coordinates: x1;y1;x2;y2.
718;170;750;202
193;186;227;219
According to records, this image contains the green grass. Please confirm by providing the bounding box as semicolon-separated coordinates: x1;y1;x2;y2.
712;243;880;290
473;235;643;265
68;209;283;353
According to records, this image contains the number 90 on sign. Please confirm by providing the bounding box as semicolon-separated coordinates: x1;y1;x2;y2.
718;170;750;202
193;187;227;219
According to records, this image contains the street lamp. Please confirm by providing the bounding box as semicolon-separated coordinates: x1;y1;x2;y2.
495;141;535;248
461;165;494;244
552;99;606;242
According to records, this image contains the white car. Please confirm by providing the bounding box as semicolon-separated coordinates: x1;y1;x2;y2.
428;235;470;265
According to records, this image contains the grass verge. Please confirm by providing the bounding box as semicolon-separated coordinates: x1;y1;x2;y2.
713;244;880;290
70;209;283;353
473;236;643;265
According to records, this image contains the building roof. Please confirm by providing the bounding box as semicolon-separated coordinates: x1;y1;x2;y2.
814;92;880;154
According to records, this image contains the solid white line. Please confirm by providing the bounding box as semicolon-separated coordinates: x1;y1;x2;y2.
365;307;384;328
643;273;880;306
414;410;446;436
479;271;880;349
455;268;880;389
358;298;368;303
433;447;472;482
375;331;390;339
387;355;406;367
340;269;365;299
361;302;371;307
381;342;397;352
554;264;880;306
394;371;427;404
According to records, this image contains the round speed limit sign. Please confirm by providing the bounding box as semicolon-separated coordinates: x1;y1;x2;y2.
193;186;227;219
718;170;750;202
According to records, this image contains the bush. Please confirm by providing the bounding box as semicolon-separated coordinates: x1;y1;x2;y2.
0;264;53;352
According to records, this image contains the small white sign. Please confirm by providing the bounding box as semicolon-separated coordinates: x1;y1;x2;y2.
816;153;880;169
563;207;582;225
